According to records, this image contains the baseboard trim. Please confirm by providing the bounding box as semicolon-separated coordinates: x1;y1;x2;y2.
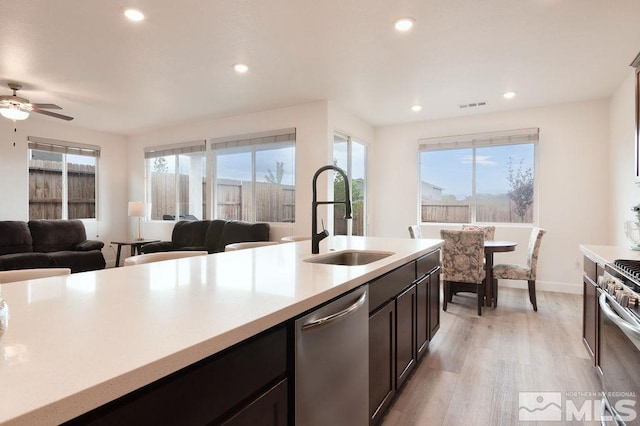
497;279;582;295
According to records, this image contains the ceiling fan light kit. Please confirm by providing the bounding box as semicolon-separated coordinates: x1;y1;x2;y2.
0;83;73;122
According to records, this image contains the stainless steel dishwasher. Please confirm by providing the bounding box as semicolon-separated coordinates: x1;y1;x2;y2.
295;285;369;426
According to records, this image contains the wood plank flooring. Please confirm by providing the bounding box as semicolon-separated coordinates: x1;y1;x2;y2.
381;287;602;426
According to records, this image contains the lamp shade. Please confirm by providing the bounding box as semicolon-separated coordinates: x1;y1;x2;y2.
0;105;29;120
128;201;146;217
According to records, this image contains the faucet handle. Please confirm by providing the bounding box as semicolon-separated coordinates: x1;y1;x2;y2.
321;219;329;236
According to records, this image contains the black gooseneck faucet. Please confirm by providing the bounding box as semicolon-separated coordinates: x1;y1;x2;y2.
311;165;352;254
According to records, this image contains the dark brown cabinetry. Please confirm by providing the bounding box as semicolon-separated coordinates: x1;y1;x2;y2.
582;255;603;367
369;249;441;425
66;326;288;425
396;284;417;388
369;300;396;423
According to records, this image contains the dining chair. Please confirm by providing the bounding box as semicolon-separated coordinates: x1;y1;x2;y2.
225;241;279;251
280;235;311;243
461;224;495;240
440;229;486;315
0;268;71;283
123;251;208;266
492;227;546;311
408;225;423;239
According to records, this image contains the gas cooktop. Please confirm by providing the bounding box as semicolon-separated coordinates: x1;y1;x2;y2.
606;259;640;293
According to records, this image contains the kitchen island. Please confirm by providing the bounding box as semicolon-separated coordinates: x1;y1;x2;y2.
0;236;442;425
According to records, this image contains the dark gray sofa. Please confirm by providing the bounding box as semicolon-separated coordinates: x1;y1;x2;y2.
140;220;270;254
0;220;106;273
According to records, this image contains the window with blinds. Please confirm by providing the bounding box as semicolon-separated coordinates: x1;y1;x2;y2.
418;128;538;224
144;140;206;221
211;128;296;223
27;136;100;220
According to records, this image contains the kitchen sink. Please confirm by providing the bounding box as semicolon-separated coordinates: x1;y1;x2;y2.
304;250;394;266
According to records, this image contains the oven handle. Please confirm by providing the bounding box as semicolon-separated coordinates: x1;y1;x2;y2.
599;293;640;340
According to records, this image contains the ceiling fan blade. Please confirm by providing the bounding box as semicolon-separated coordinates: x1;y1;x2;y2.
31;103;62;110
32;107;74;121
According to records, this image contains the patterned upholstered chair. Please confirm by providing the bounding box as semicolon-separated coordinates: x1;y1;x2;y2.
492;227;545;311
462;224;495;240
408;225;423;239
440;229;486;315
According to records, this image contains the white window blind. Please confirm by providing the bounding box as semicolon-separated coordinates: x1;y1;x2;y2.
210;128;296;150
144;140;206;159
419;128;539;151
28;136;101;158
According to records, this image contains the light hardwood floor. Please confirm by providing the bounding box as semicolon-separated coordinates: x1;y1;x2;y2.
381;287;602;426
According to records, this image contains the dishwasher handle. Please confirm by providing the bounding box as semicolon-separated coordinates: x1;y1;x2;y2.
301;291;367;332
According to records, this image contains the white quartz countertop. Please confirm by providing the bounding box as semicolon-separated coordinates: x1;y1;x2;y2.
0;236;442;425
580;244;640;265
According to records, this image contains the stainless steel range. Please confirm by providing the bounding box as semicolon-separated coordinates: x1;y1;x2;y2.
599;260;640;425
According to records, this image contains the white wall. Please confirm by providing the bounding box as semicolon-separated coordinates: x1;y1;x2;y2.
609;70;640;246
0;117;128;267
372;99;611;293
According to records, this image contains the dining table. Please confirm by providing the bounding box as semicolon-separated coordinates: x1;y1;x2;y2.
484;240;517;307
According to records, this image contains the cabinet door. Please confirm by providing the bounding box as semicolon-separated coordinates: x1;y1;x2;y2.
222;379;288;426
369;301;395;425
396;284;416;389
416;275;429;359
428;268;441;340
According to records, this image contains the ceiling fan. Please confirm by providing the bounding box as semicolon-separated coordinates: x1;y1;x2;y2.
0;83;73;121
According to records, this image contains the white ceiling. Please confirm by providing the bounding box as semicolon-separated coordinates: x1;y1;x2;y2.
1;0;640;136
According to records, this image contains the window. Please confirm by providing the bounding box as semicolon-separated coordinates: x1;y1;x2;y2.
212;129;295;223
333;132;367;235
144;141;206;221
28;136;99;220
419;128;538;224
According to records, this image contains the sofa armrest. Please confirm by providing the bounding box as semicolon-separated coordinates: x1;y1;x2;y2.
75;240;105;251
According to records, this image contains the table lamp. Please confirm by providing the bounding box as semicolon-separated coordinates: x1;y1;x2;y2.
128;201;147;241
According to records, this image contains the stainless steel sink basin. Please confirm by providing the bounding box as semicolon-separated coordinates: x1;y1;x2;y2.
304;250;394;266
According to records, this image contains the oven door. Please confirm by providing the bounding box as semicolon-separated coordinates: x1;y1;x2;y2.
598;292;640;425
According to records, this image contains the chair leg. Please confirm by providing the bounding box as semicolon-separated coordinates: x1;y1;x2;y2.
528;279;538;311
477;282;483;316
443;280;449;312
493;278;498;308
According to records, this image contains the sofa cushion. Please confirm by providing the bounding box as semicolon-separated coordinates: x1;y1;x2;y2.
171;220;211;248
75;240;105;251
48;250;106;273
0;252;52;271
205;220;228;253
219;221;270;251
139;241;181;254
29;220;88;252
0;221;33;255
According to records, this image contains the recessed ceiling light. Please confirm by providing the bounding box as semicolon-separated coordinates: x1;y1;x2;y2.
411;105;422;112
394;17;415;32
124;9;145;22
234;64;249;73
503;91;517;99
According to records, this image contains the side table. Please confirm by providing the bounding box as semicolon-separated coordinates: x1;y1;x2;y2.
111;239;160;267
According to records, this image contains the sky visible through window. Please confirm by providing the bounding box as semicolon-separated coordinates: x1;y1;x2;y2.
421;144;534;200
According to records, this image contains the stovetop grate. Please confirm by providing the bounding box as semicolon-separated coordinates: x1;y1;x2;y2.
610;259;640;293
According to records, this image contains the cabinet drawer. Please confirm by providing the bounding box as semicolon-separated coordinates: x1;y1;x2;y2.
369;262;416;312
67;326;288;425
417;250;440;278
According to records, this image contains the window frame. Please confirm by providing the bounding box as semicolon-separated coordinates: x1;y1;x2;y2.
418;128;539;225
210;128;296;224
27;136;100;221
144;140;207;222
333;131;368;236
